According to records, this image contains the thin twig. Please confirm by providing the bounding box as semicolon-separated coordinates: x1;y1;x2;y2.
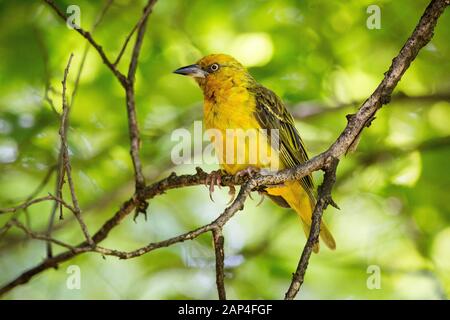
70;0;114;107
9;219;76;251
127;0;158;84
0;164;56;237
43;0;127;86
43;0;157;198
0;194;77;216
59;54;94;246
113;22;139;67
46;0;114;257
124;0;158;216
0;196;54;214
44;0;159;217
113;11;142;66
34;26;59;115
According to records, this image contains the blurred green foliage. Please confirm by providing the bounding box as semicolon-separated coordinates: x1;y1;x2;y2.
0;0;449;299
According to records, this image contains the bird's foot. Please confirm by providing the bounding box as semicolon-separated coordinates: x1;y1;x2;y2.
233;166;262;203
205;169;224;202
234;166;260;183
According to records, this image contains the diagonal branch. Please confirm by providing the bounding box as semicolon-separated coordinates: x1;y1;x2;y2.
282;0;449;299
284;158;339;299
124;0;158;202
127;0;158;84
43;0;127;86
58;54;94;246
70;0;114;107
327;0;450;157
113;20;139;67
43;0;158;219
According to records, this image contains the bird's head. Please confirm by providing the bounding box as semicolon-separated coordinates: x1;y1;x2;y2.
173;54;252;96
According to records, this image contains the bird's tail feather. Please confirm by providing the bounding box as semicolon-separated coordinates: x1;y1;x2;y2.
269;181;336;253
302;220;336;253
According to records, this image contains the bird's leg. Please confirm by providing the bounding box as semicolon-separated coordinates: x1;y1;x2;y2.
204;169;223;202
234;166;261;201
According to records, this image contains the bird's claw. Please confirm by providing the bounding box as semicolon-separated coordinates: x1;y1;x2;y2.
256;191;265;207
226;185;236;205
205;170;223;202
233;167;264;205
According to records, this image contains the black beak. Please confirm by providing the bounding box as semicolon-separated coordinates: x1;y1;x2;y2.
173;64;208;78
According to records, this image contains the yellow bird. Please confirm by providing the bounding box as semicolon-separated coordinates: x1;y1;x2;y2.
174;54;335;252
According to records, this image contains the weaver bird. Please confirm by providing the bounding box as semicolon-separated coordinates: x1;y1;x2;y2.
174;54;335;252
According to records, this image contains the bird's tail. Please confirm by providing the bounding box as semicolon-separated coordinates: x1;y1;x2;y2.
268;181;336;253
301;219;336;253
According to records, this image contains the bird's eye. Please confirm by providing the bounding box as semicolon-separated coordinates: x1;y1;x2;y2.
209;63;220;72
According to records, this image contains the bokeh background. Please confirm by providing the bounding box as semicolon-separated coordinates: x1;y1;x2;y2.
0;0;449;299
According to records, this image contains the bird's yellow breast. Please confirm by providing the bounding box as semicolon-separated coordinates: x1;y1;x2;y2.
203;84;280;174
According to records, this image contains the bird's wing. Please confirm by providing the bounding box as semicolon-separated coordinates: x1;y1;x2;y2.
250;84;315;201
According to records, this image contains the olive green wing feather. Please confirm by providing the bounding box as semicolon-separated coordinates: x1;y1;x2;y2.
250;84;315;202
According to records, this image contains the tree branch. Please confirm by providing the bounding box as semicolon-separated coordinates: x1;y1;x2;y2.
0;194;75;216
70;0;114;107
113;19;139;67
212;228;227;300
124;0;158;210
282;0;450;299
43;0;158;216
8;219;77;252
46;0;114;258
58;54;93;246
43;0;127;86
1;0;447;299
284;158;339;300
0;170;248;296
127;0;157;84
